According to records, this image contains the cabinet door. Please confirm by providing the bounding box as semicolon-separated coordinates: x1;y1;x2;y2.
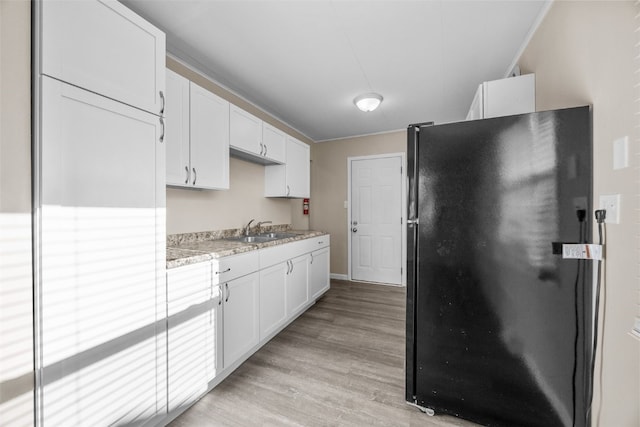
259;263;288;340
309;248;330;301
41;0;165;115
166;69;191;187
223;272;260;369
262;122;286;164
206;284;223;384
190;82;230;190
483;74;535;119
230;104;262;155
286;137;310;198
40;76;165;425
167;263;210;413
286;255;309;317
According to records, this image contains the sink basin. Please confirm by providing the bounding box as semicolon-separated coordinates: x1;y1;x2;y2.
258;232;298;239
224;232;298;244
224;235;275;243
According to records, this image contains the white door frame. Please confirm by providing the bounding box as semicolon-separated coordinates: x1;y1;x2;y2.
347;152;407;286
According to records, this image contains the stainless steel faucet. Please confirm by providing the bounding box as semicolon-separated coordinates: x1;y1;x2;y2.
244;219;255;236
256;221;272;233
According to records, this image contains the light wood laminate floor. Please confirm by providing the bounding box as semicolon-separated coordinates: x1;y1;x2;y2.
169;280;479;427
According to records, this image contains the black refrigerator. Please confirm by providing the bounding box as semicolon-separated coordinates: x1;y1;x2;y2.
406;106;593;427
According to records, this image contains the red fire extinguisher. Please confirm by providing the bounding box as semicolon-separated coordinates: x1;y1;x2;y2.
303;198;309;215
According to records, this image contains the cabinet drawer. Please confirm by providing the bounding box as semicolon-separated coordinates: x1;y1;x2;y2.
301;235;330;254
259;242;299;269
212;251;259;283
167;262;212;316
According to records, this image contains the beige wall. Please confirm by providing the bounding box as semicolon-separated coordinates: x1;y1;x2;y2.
0;0;33;425
309;131;406;275
519;1;639;425
165;58;312;234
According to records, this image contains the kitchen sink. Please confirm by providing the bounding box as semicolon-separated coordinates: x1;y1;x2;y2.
224;235;275;243
224;232;298;243
258;232;298;239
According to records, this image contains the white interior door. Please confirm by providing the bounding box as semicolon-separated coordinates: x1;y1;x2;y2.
351;156;402;285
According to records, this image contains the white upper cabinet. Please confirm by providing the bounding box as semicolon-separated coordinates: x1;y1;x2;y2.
166;69;191;186
261;122;286;164
230;105;261;155
230;105;285;165
165;69;230;190
41;0;165;116
264;137;310;198
189;82;230;190
466;74;535;120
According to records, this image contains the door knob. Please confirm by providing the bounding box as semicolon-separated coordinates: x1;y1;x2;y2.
352;227;358;232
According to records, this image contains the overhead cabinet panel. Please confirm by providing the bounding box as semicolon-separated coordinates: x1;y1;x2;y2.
466;74;535;120
41;0;165;116
165;69;230;190
165;69;191;186
189;82;230;190
264;137;310;198
261;122;286;164
230;105;285;165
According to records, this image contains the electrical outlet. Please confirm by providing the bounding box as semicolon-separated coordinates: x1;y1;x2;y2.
599;194;620;224
572;196;587;212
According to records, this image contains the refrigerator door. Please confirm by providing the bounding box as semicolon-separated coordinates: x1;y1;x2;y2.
409;107;592;427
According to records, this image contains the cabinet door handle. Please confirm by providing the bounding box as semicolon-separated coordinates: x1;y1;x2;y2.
159;117;165;143
286;185;290;196
159;90;165;115
259;143;264;156
216;267;231;275
289;260;294;274
264;144;268;157
310;253;314;264
192;167;197;185
184;166;190;184
225;283;230;302
218;285;222;305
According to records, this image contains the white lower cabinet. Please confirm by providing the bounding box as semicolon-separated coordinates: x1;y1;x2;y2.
223;272;260;369
309;247;330;301
259;263;288;340
287;255;309;317
165;235;330;424
167;262;222;414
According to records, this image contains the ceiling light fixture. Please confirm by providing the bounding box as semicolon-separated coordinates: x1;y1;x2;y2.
354;93;383;112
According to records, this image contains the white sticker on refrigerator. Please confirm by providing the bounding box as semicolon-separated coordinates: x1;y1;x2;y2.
562;244;603;260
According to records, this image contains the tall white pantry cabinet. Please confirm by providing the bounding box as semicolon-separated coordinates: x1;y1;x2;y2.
35;1;167;426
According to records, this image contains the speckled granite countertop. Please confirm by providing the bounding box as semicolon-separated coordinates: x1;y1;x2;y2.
167;226;328;269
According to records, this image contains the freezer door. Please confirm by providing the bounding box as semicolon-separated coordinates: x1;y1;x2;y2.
412;107;592;427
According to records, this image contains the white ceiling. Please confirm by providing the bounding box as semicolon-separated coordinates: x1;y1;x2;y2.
122;0;551;142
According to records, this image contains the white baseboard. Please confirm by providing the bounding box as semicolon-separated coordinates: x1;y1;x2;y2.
330;273;348;281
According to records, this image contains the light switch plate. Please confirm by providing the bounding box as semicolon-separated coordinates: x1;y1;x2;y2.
599;194;620;224
344;201;348;209
613;136;629;170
